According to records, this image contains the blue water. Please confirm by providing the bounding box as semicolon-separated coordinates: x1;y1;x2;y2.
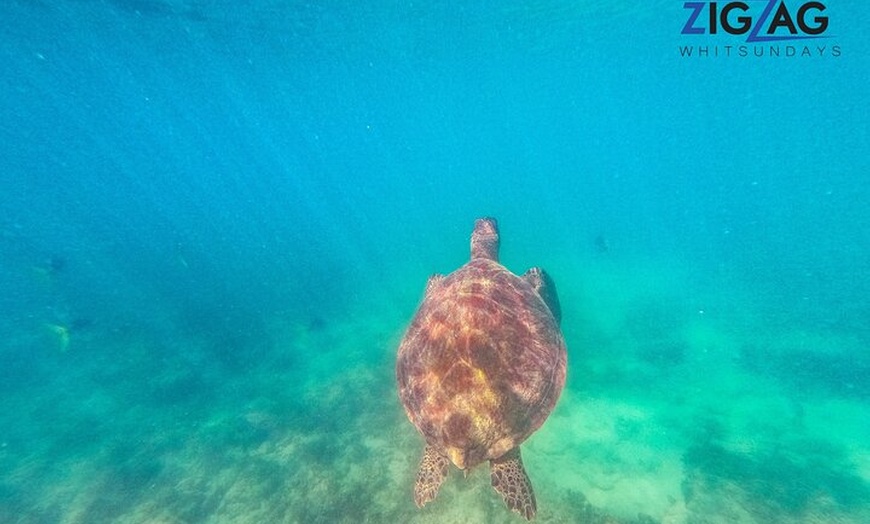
1;1;868;522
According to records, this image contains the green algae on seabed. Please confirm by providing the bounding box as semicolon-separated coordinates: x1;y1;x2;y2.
1;265;869;523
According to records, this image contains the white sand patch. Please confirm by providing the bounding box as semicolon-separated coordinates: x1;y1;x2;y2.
530;391;686;522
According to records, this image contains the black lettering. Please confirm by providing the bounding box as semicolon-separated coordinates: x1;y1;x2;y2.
798;2;828;35
768;2;798;34
721;2;751;34
832;45;841;57
709;2;718;34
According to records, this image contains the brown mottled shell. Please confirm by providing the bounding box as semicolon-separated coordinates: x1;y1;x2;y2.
396;255;567;471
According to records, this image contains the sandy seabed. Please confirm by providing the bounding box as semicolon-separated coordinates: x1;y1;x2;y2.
1;261;868;523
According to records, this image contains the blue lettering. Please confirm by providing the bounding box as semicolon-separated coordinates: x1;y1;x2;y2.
746;0;778;42
682;2;707;35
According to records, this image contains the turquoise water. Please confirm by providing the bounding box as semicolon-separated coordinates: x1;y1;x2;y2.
1;1;868;522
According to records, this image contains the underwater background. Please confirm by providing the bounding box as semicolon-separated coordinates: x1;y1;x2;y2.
1;1;868;523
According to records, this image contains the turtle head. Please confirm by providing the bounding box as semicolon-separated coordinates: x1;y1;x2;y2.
471;217;500;262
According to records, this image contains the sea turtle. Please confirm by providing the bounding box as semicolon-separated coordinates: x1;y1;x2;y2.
396;217;567;520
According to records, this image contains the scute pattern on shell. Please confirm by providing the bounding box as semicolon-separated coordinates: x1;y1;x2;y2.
396;256;567;471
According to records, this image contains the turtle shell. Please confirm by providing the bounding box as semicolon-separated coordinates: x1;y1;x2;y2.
396;220;567;471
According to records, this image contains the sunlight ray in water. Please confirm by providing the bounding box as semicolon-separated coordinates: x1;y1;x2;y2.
0;0;867;522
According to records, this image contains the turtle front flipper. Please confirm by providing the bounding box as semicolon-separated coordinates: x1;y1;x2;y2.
414;445;450;508
490;447;537;520
523;267;562;325
424;274;445;295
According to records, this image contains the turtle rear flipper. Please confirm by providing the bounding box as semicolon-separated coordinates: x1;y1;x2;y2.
523;267;561;325
490;447;537;520
414;445;449;508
